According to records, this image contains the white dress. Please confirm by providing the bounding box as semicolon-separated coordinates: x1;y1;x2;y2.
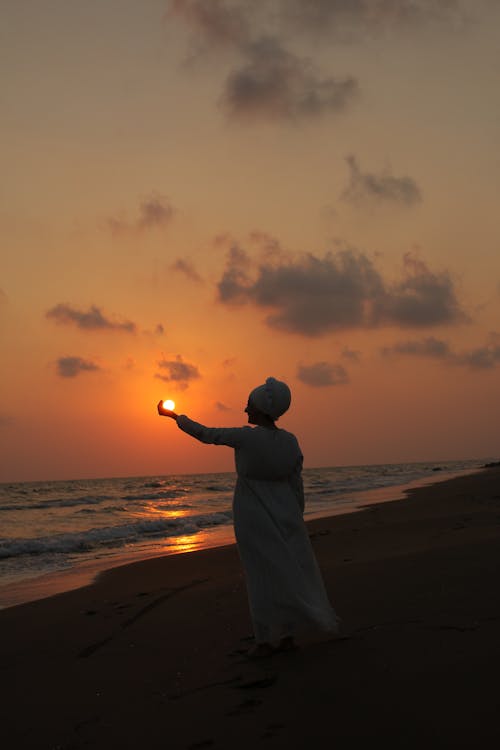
177;415;339;644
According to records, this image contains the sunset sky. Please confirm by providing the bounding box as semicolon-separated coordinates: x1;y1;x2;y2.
2;0;500;482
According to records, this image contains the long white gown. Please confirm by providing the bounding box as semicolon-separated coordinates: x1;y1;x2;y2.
177;415;339;644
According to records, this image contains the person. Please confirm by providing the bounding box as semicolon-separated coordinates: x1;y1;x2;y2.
157;376;338;657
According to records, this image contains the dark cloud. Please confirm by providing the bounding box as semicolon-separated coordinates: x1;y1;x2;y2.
381;337;451;358
155;355;200;390
341;155;422;207
170;258;203;283
222;37;358;121
46;304;137;333
216;244;466;335
454;344;500;370
297;361;349;387
107;193;174;234
217;243;253;304
381;334;500;370
56;357;101;378
376;254;466;327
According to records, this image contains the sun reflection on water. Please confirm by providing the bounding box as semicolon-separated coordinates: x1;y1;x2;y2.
162;531;210;554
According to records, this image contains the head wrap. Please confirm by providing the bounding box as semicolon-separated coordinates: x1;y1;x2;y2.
248;377;291;420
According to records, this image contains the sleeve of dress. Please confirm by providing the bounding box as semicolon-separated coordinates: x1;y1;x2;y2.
289;454;305;514
176;415;248;448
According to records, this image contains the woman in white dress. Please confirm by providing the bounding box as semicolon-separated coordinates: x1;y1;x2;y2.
157;377;338;657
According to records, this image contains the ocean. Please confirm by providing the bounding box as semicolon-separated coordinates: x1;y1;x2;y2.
0;458;486;607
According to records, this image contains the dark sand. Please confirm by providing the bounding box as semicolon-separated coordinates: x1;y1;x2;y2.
1;467;499;749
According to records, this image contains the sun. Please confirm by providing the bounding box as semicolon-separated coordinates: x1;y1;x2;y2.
162;399;176;411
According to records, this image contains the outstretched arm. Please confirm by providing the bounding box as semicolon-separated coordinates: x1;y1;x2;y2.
157;402;247;448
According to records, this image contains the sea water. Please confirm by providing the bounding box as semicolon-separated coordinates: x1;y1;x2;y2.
0;458;487;605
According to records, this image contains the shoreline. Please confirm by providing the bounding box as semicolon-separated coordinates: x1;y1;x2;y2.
0;465;482;610
1;465;500;747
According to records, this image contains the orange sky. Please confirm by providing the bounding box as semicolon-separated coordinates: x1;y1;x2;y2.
2;1;500;482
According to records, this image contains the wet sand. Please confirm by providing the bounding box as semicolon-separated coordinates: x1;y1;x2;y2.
1;466;499;748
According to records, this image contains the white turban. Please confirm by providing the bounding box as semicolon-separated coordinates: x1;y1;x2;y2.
248;377;291;420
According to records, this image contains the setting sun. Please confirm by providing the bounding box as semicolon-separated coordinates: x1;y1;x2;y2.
162;399;176;411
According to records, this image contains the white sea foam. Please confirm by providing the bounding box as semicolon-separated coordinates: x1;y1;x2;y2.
0;510;233;559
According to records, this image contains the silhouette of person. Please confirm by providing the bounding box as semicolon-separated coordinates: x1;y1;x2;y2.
157;377;338;657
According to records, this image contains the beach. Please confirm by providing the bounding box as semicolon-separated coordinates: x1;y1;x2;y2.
1;466;499;748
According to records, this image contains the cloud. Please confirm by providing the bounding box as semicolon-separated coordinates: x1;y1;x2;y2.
377;253;466;327
278;0;466;37
341;346;361;362
138;195;174;228
169;1;467;124
381;333;500;370
170;258;203;282
297;361;349;387
56;356;101;378
46;304;137;333
216;244;466;335
381;337;451;358
171;1;466;50
217;242;254;304
221;36;358;121
168;0;251;49
107;193;174;234
341;155;422;207
155;355;201;390
215;400;231;411
454;343;500;369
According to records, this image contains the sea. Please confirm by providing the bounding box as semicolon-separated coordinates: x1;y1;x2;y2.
0;458;488;608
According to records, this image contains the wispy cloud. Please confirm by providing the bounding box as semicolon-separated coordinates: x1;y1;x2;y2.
155;355;201;390
277;0;467;38
168;0;251;50
381;337;451;359
215;400;231;411
170;258;203;283
341;346;361;362
216;243;466;335
107;193;174;235
297;361;349;387
171;1;466;50
56;356;101;378
46;304;137;333
381;333;500;370
341;155;422;207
